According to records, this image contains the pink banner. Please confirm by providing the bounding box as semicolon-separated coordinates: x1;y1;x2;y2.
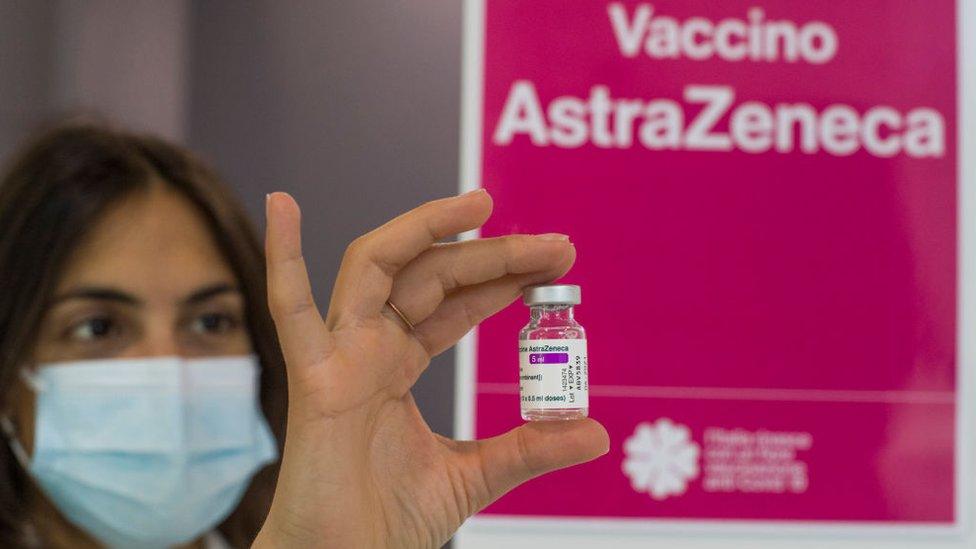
468;0;958;525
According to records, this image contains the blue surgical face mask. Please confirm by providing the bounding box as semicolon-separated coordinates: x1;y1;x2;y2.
0;355;278;548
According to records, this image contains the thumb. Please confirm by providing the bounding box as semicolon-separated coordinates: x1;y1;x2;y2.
473;418;610;508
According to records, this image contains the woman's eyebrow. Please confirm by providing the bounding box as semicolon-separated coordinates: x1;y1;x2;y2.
48;283;240;307
49;287;141;306
182;283;241;305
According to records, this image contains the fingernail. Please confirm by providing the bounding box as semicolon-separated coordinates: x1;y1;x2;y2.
536;233;570;241
460;188;487;197
265;193;271;217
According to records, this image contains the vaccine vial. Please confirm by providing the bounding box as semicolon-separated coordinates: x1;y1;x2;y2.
519;284;589;421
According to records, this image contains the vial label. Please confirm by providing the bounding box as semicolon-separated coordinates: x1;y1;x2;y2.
519;339;589;410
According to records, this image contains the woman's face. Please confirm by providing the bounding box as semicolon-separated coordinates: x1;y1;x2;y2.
6;179;255;541
34;180;252;363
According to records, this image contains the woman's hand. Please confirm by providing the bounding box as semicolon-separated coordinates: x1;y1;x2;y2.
253;190;609;548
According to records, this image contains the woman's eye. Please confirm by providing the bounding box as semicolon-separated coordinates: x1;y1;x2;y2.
191;312;239;335
67;316;116;342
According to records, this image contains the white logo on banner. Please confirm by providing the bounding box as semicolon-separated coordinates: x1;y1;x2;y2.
622;418;701;500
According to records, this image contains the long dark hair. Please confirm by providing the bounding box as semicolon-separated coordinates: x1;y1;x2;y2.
0;120;287;547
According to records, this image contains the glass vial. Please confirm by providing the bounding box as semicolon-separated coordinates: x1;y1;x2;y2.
519;284;589;421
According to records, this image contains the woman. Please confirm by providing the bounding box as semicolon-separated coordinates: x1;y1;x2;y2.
0;122;609;548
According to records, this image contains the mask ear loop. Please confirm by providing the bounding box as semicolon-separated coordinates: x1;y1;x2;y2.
18;369;45;393
0;415;30;469
1;367;44;469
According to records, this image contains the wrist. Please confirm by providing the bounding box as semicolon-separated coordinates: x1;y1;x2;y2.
252;509;319;549
251;528;278;549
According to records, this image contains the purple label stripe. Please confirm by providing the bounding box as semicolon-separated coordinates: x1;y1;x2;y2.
529;352;569;364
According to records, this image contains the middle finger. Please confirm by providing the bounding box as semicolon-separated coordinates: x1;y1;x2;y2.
387;233;574;328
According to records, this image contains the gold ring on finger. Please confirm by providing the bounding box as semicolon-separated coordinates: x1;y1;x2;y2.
385;299;415;331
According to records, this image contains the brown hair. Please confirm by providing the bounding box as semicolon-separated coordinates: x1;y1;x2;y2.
0;120;287;547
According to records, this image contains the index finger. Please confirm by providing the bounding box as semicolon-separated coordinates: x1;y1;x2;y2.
325;189;492;327
266;192;331;372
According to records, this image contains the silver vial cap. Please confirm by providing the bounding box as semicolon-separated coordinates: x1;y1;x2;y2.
523;284;581;306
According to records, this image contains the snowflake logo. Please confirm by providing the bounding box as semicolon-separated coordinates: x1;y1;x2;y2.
622;418;700;500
